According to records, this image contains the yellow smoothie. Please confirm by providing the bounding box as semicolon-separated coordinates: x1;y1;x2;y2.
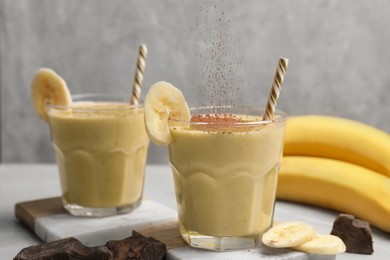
48;101;149;212
168;112;286;239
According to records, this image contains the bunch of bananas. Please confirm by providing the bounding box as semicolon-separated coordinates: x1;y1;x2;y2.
278;115;390;233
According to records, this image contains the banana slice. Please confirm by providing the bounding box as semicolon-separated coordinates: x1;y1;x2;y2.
292;234;346;255
144;81;190;145
261;221;316;248
31;68;72;122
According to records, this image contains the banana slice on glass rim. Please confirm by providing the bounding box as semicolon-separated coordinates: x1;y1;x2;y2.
31;68;72;122
144;81;190;146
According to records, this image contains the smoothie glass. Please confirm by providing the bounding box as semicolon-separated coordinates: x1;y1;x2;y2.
47;94;149;217
168;106;287;251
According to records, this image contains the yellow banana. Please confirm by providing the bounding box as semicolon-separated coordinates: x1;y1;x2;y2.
284;115;390;177
277;156;390;233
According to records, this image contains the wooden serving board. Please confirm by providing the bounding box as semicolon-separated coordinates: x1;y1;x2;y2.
15;197;331;259
15;197;181;247
15;197;66;232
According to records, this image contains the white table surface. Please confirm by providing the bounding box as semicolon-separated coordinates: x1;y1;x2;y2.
1;164;389;259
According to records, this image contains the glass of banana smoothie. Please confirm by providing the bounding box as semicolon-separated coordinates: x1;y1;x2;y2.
47;94;149;217
168;106;287;251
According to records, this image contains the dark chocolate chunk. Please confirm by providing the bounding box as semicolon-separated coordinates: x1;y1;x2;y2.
14;234;166;260
13;237;113;260
330;213;374;254
106;234;166;260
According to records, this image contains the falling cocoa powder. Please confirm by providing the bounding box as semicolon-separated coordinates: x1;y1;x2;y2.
194;0;248;114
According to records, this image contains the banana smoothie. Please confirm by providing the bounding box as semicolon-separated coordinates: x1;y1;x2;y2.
168;108;287;250
48;95;149;216
143;82;287;250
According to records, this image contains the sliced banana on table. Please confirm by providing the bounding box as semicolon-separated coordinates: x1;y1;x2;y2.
262;221;346;255
31;68;72;122
144;81;190;146
262;221;316;248
292;234;346;255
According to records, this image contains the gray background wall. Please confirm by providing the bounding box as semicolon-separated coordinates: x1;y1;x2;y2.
1;0;389;164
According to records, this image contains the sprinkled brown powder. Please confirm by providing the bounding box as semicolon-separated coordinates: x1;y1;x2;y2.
189;113;259;133
194;0;247;113
191;114;244;123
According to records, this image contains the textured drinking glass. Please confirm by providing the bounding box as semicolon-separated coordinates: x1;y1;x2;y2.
168;106;287;251
48;94;149;217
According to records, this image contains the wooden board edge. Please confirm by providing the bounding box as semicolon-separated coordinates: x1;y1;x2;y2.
134;221;187;250
15;197;66;232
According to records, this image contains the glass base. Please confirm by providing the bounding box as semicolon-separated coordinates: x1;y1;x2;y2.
180;225;261;251
62;198;142;217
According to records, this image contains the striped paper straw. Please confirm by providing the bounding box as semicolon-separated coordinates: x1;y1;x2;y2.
263;57;289;121
130;44;148;105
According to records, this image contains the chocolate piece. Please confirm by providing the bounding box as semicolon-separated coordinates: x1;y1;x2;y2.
13;237;113;260
330;213;373;254
106;234;166;260
14;234;167;260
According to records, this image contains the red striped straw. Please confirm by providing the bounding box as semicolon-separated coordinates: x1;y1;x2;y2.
263;57;289;121
130;44;148;105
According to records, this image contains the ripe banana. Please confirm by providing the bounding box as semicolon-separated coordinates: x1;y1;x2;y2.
277;156;390;233
31;68;72;122
284;115;390;177
144;81;190;146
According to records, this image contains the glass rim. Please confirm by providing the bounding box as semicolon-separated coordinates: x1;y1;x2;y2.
168;105;287;126
47;93;144;111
